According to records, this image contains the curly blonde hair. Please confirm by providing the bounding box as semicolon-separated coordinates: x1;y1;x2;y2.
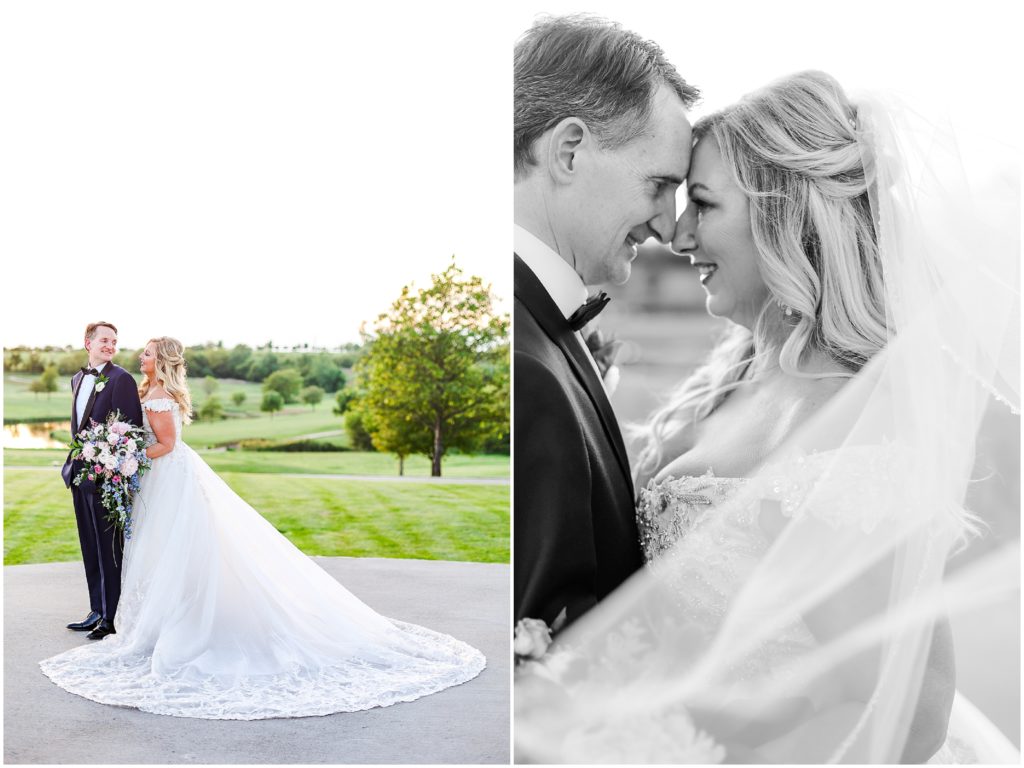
138;336;193;425
634;71;890;480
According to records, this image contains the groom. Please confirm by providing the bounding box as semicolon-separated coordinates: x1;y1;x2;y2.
513;15;698;629
61;321;143;640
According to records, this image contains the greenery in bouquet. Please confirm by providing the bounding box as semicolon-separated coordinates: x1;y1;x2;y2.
69;410;152;539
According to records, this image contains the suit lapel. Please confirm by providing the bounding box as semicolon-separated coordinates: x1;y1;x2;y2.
71;371;84;434
79;362;112;430
515;255;633;489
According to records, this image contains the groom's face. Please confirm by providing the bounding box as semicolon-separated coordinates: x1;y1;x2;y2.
564;85;692;286
85;326;118;365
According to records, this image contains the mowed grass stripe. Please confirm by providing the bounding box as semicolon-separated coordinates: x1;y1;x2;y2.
4;469;508;566
4;449;509;478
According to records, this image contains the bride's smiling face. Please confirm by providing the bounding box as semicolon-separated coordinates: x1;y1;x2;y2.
140;343;157;379
672;137;769;329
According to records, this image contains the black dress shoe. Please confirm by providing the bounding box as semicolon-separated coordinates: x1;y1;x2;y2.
67;611;102;631
86;619;116;640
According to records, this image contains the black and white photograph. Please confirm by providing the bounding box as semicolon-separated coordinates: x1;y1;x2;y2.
2;2;510;764
512;3;1019;763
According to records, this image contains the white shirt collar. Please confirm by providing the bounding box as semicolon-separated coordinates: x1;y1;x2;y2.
514;224;588;320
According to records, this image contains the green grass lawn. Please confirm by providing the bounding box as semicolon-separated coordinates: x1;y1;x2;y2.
4;468;509;566
4;449;509;478
181;408;346;448
3;374;76;422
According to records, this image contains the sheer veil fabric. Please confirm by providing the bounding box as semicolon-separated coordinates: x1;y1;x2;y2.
514;93;1019;763
40;398;485;719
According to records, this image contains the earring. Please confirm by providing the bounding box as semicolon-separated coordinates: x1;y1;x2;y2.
776;297;794;317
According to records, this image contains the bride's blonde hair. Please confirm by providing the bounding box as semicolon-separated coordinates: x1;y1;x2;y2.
634;71;889;479
139;336;193;425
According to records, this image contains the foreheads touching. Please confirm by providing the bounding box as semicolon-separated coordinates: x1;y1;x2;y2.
513;13;700;181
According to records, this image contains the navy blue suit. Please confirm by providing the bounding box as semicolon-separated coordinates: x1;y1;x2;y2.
62;362;143;623
514;256;642;629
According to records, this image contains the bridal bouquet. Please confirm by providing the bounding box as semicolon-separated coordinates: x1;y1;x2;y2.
69;410;151;539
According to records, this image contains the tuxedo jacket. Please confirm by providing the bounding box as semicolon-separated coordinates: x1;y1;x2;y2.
61;362;144;489
514;255;642;628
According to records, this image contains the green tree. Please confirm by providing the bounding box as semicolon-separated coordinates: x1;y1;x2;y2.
231;391;247;407
227;344;254;378
333;389;356;415
30;365;60;399
260;391;284;418
203;375;219;397
263;368;303;403
301;385;325;411
356;260;509;476
343;398;377;452
26;351;45;373
247;351;279;382
305;355;346;392
198;395;224;421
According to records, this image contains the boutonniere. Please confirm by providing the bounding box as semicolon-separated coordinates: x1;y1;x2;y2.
584;326;623;383
94;374;109;392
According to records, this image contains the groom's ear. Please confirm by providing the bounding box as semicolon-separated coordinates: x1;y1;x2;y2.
546;117;590;184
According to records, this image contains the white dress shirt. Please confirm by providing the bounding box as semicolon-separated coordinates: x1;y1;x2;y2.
75;364;103;427
515;224;605;383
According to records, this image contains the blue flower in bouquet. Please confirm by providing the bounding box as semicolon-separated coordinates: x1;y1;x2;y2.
69;410;152;539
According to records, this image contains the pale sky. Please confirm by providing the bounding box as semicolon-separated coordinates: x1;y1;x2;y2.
3;2;1019;350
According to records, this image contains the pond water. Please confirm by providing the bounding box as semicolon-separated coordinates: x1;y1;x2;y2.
3;422;71;450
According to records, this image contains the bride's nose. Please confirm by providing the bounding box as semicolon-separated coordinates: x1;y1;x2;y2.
671;205;698;255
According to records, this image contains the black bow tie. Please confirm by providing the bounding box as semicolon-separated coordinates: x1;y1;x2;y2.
81;366;100;376
568;292;610;332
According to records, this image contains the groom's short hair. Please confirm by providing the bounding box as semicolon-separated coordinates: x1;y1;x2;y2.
514;14;699;179
85;321;118;339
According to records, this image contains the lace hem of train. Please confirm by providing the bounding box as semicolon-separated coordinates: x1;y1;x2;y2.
39;619;485;720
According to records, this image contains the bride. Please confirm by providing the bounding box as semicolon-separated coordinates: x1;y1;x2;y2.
515;71;1019;763
40;337;485;719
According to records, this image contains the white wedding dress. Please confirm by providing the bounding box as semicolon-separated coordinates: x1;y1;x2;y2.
40;398;485;719
632;462;1020;764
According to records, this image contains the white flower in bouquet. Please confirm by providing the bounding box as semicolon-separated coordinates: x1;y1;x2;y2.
120;455;139;476
81;443;97;461
110;421;130;435
123;439;137;453
514;618;554;660
106;431;121;445
100;453;119;471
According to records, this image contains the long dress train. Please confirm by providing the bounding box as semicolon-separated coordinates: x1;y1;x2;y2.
40;398;485;719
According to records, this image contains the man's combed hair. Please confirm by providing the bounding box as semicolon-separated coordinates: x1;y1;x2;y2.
514;14;700;179
85;321;118;339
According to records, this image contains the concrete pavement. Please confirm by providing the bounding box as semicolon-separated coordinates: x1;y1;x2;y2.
5;557;510;764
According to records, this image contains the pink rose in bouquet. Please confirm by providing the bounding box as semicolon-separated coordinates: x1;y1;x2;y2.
69;410;153;539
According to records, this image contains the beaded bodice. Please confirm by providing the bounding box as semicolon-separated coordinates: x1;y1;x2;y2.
636;469;817;681
636;471;751;563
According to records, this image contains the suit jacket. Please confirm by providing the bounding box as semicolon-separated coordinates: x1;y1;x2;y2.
514;255;642;628
62;362;144;489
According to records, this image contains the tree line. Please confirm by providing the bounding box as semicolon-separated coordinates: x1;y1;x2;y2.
6;261;510;474
5;344;360;390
